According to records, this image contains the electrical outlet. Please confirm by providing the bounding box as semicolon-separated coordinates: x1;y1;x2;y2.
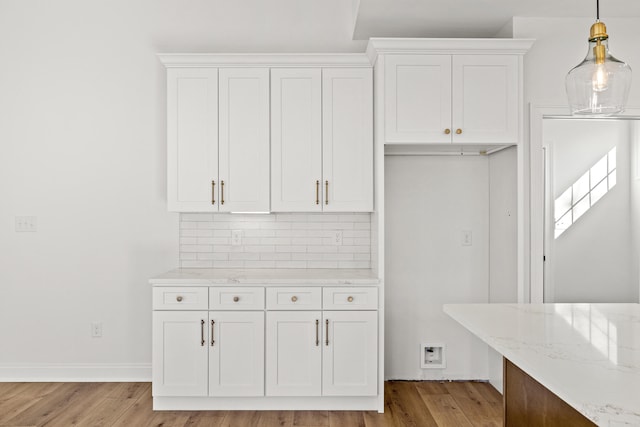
333;231;343;246
461;230;472;246
15;216;37;232
231;230;243;246
91;322;102;338
421;343;446;369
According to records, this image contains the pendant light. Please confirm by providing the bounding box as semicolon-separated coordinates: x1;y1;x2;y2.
565;0;632;116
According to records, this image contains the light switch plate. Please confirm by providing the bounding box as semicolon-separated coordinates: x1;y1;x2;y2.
15;216;37;232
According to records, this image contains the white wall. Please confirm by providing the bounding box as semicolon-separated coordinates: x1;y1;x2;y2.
0;0;363;380
384;155;490;380
544;120;637;302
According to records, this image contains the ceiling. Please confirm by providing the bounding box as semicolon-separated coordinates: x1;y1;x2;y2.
353;0;640;39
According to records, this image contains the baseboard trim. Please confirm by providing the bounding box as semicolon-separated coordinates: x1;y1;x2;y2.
0;363;151;382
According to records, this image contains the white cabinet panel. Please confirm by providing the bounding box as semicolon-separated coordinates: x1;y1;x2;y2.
271;69;322;212
209;311;265;397
152;311;208;396
266;311;322;396
385;55;452;144
452;55;518;144
322;68;373;212
219;68;270;213
322;311;377;396
167;68;218;212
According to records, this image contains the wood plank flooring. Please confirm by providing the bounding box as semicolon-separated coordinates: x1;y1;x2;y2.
0;381;503;427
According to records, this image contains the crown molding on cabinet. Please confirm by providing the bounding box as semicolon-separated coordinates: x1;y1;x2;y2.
366;38;536;64
157;53;372;68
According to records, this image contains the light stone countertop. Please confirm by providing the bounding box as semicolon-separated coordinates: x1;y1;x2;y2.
149;268;380;285
444;303;640;427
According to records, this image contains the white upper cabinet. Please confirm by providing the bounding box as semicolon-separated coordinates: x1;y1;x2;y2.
385;54;518;144
452;55;519;144
219;68;271;213
271;67;373;212
322;68;373;212
271;69;323;212
167;68;218;212
385;55;451;144
370;39;534;146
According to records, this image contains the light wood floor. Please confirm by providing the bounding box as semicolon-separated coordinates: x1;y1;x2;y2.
0;381;503;427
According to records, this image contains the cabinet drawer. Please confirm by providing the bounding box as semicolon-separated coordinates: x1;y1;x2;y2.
153;287;209;310
323;287;378;310
266;287;321;310
210;287;265;310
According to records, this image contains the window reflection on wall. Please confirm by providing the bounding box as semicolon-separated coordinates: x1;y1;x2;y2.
554;147;617;238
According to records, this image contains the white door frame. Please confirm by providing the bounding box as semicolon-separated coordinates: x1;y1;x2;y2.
529;105;640;303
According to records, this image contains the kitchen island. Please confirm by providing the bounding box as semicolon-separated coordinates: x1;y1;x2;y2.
444;303;640;426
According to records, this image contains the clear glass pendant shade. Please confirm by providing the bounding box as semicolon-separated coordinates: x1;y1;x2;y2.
566;33;632;116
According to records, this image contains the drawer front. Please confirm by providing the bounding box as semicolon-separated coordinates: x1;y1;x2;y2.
210;287;265;310
323;287;378;310
153;287;209;310
266;287;322;310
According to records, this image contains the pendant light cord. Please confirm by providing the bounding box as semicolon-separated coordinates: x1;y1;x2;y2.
597;0;600;20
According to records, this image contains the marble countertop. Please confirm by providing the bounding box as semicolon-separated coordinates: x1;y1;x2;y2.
149;268;380;285
444;303;640;426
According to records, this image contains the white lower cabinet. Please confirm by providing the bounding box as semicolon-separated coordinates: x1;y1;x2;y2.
152;285;379;409
152;311;209;397
209;311;265;396
266;311;322;396
323;311;378;396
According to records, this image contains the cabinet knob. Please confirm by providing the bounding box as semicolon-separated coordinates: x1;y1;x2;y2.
291;296;298;302
176;296;183;302
456;129;462;135
347;296;354;303
233;296;239;302
444;128;451;135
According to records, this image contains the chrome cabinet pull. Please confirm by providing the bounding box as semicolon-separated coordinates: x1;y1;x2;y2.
211;180;216;205
211;320;216;347
325;319;329;346
200;319;205;346
315;319;319;346
315;180;319;205
221;180;225;205
325;181;329;205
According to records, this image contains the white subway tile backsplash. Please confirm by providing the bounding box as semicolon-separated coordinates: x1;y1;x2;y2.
179;213;371;269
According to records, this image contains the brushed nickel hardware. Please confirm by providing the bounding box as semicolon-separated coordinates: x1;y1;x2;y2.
456;129;462;134
444;128;451;135
176;296;183;302
347;296;354;303
291;296;298;303
211;180;216;205
325;319;329;346
211;320;216;347
221;180;225;205
200;319;205;346
315;319;319;346
233;296;239;302
325;181;329;205
315;180;319;205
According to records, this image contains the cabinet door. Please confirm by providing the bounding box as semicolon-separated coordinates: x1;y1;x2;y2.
322;68;373;212
219;68;270;212
452;55;518;144
271;69;322;212
322;311;377;396
385;55;452;143
152;311;208;396
209;311;265;396
266;311;322;396
167;68;218;212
